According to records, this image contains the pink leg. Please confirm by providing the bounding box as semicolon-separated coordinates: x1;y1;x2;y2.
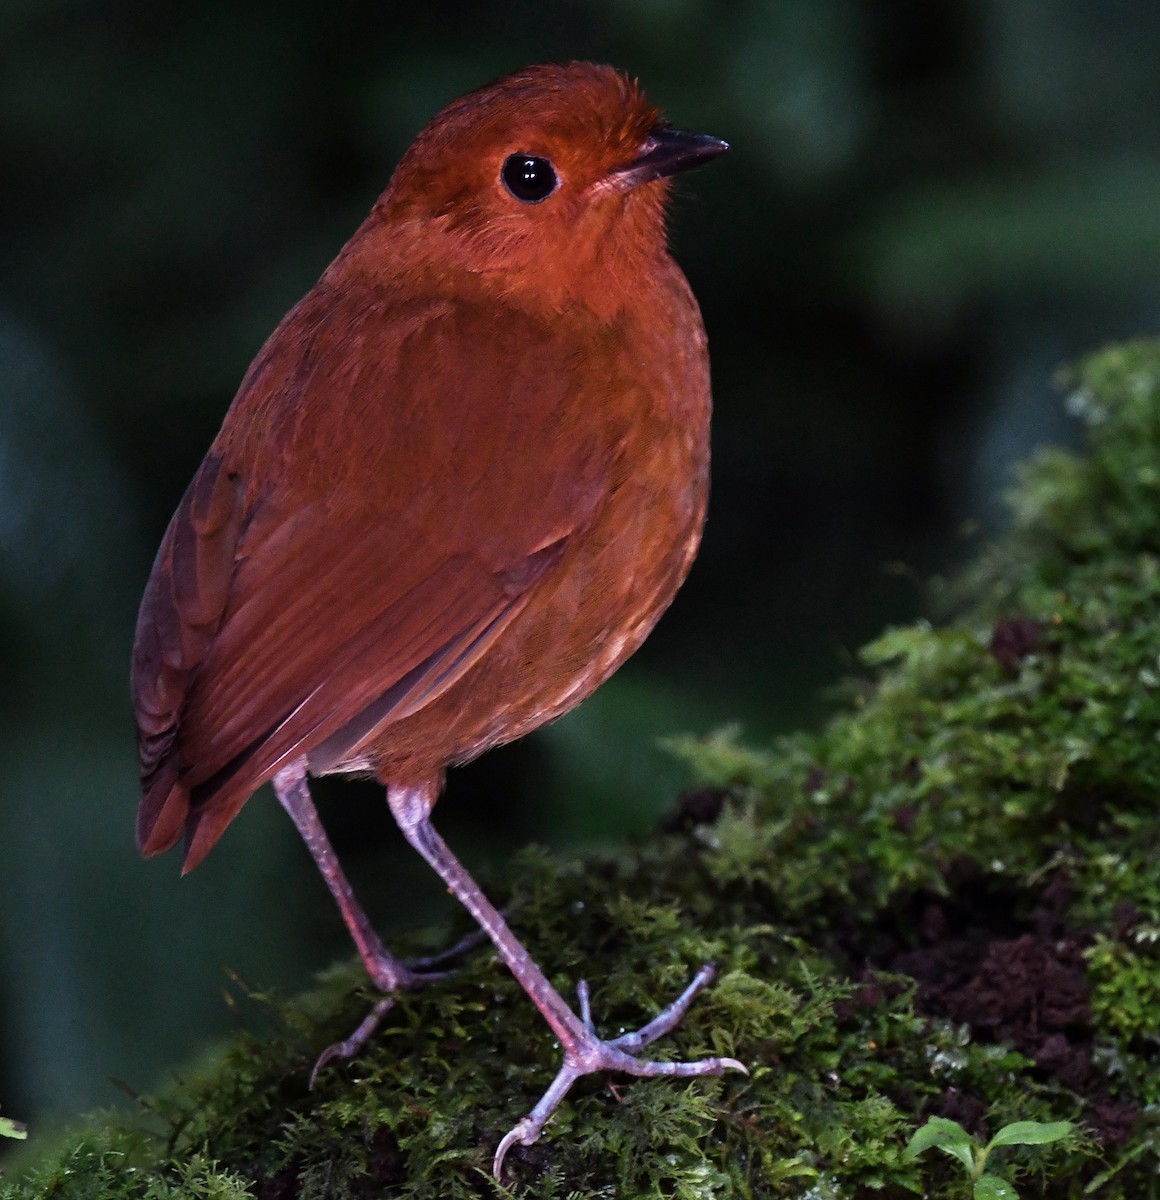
274;761;477;1079
387;781;746;1178
274;761;418;992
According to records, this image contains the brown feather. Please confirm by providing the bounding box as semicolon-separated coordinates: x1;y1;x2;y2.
131;62;713;872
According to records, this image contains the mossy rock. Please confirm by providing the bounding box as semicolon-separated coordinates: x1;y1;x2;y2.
6;340;1160;1198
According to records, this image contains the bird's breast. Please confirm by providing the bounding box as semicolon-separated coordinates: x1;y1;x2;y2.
363;268;713;779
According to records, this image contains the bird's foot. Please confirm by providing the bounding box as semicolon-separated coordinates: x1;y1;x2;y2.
310;925;490;1088
310;996;396;1088
492;962;746;1177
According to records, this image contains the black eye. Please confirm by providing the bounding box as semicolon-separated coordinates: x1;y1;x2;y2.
501;154;558;204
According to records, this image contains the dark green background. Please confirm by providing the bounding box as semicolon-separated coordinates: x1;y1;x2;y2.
2;0;1158;1140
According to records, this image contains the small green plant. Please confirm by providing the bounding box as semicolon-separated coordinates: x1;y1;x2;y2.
905;1116;1073;1198
0;1111;27;1141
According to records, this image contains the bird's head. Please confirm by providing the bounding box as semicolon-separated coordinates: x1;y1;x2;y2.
349;62;727;316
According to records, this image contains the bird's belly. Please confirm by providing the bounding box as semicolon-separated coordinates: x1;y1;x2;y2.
485;521;701;743
356;471;707;783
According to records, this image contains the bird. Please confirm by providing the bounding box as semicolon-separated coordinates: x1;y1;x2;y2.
131;60;740;1175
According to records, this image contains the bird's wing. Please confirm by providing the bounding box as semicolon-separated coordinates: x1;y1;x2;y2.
132;288;620;868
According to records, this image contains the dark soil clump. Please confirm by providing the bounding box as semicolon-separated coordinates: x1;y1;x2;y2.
854;866;1140;1145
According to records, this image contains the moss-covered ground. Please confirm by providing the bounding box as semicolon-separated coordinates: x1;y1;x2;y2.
5;340;1160;1198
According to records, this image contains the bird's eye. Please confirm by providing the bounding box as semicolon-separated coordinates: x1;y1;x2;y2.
501;154;558;204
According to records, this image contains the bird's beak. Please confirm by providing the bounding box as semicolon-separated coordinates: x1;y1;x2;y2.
610;127;730;190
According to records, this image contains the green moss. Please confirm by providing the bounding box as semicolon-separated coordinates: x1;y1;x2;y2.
6;340;1160;1197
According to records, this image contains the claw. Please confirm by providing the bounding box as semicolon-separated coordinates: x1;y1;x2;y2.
406;924;492;973
576;979;594;1033
492;963;747;1178
310;997;396;1089
310;928;488;1085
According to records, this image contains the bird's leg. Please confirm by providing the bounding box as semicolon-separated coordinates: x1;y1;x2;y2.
273;762;479;1082
275;761;419;991
387;781;746;1178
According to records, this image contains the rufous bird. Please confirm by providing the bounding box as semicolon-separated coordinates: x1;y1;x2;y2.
132;60;739;1174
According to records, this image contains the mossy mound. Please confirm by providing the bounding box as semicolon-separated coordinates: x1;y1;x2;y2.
6;340;1160;1198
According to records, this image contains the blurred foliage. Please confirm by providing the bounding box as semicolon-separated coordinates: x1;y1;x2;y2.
4;339;1160;1196
1;0;1159;1147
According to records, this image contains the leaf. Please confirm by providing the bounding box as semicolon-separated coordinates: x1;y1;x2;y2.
975;1172;1019;1199
905;1116;976;1173
988;1120;1074;1148
0;1113;27;1140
